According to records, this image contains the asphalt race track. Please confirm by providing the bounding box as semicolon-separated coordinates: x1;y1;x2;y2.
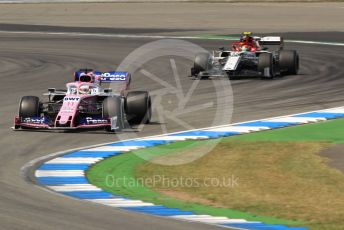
0;27;344;230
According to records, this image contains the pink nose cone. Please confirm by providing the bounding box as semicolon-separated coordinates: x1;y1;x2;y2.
59;115;70;124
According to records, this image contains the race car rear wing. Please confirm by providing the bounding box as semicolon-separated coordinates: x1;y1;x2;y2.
96;71;131;84
259;36;284;46
74;69;131;84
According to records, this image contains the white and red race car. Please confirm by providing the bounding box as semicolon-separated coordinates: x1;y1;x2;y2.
14;69;151;132
191;32;299;80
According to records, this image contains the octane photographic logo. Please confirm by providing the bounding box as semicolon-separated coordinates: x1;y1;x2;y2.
114;39;233;166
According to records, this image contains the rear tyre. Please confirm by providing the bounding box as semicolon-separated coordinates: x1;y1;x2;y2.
102;97;121;132
19;96;41;118
125;91;151;125
258;53;275;79
279;50;299;75
192;53;211;78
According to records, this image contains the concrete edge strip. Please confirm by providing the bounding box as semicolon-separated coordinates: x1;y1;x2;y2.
29;107;344;230
0;30;343;47
0;0;341;3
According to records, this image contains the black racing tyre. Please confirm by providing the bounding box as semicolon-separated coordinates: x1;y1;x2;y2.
193;53;211;76
279;50;299;75
227;72;236;80
190;67;196;77
125;91;151;125
19;96;41;118
102;97;121;118
102;97;121;132
258;53;275;79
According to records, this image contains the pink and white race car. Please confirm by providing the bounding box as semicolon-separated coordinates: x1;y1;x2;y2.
14;69;151;132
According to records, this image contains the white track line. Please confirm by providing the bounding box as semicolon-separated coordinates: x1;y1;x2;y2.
82;146;143;152
172;215;251;224
48;184;102;192
266;117;326;123
46;157;103;164
89;199;155;207
35;170;84;177
0;30;343;47
141;135;209;141
206;126;269;133
321;108;344;113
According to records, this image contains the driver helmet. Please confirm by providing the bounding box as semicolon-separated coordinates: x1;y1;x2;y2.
240;32;253;43
241;35;249;42
79;85;90;94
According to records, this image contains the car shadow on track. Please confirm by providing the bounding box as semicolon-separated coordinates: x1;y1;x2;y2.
12;121;165;135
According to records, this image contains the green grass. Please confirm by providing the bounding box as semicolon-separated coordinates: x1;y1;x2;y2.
87;118;344;229
87;150;298;225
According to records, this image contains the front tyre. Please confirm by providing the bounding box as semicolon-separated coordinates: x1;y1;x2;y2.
102;97;121;132
125;91;151;125
19;96;41;118
258;53;275;79
192;53;211;78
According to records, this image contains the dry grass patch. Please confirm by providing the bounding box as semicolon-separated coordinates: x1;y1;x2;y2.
136;141;344;229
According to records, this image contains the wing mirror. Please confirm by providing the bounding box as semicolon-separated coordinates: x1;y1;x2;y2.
104;88;112;93
48;88;56;93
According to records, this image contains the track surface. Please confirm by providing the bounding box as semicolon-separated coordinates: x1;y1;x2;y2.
0;25;344;230
0;3;343;34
